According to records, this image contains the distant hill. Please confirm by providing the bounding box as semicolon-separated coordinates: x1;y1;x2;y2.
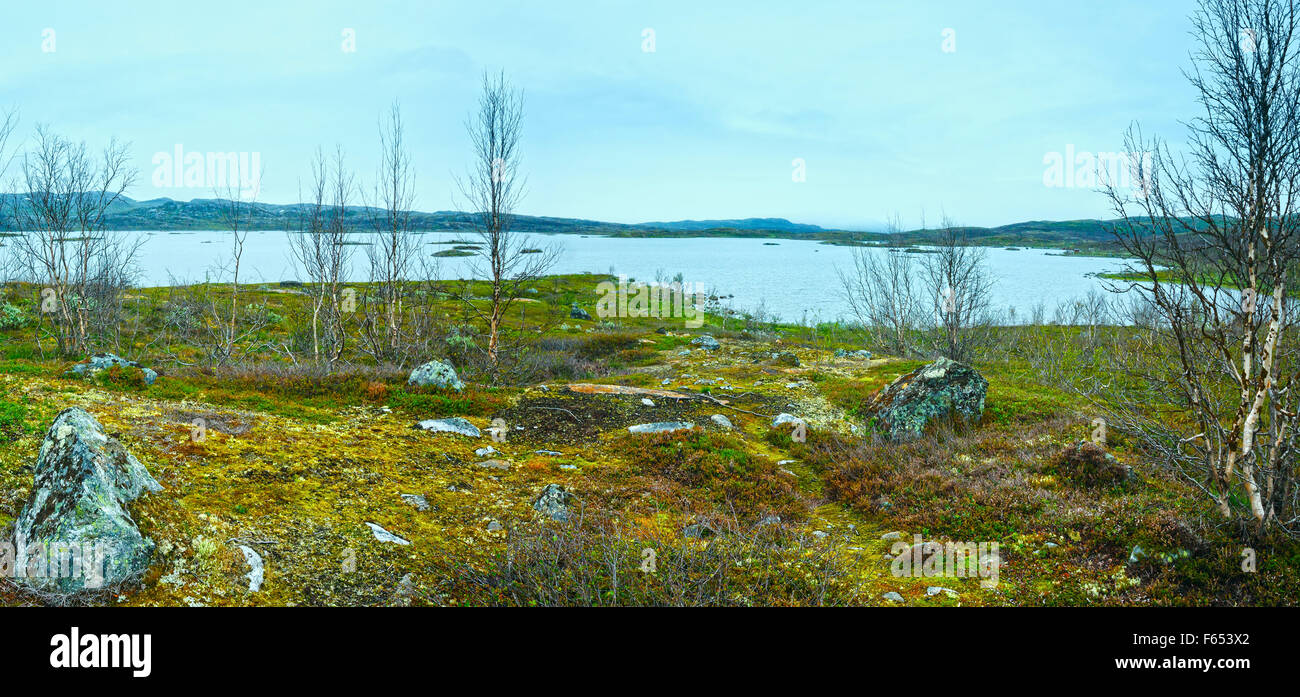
633;218;824;233
0;194;1131;253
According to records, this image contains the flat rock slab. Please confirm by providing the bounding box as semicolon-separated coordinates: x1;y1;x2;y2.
566;383;698;400
238;545;264;593
365;522;411;545
414;417;481;437
628;422;696;434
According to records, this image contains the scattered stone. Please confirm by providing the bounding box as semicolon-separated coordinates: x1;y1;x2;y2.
414;417;481;437
365;522;410;545
927;586;958;597
691;335;720;350
477;459;511;470
865;357;988;441
559;464;577;471
882;591;905;603
1128;545;1146;564
628;421;695;434
812;530;828;539
407;359;465;391
661;378;672;386
569;304;592;320
710;414;734;429
771;351;799;367
475;446;497;457
67;353;159;385
401;494;429;511
534;484;574;521
486;521;504;532
771;413;802;427
534;450;563;456
238;545;264;593
777;459;797;466
882;531;903;541
12;407;162;594
641;398;655;406
756;515;782;527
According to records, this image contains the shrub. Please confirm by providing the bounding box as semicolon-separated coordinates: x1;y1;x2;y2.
0;303;27;331
628;431;804;523
1054;441;1130;487
442;513;865;606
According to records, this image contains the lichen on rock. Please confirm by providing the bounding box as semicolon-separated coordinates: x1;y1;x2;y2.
10;407;162;594
865;357;988;441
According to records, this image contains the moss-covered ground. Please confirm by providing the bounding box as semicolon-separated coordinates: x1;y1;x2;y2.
0;274;1295;606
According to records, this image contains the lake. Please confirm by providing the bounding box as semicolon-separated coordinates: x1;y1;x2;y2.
130;230;1125;323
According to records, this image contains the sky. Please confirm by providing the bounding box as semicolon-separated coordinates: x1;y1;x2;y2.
0;1;1199;230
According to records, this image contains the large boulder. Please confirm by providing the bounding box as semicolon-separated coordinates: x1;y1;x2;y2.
9;408;162;594
407;360;464;392
865;357;987;441
67;353;158;385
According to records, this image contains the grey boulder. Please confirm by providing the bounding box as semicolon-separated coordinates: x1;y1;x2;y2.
407;360;465;392
11;407;162;594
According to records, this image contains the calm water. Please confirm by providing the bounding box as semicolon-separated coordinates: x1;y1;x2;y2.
130;230;1124;323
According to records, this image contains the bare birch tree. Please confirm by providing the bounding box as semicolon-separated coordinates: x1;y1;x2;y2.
13;126;138;356
1097;0;1300;530
455;71;558;367
837;213;923;355
289;146;354;367
360;102;419;365
921;216;994;362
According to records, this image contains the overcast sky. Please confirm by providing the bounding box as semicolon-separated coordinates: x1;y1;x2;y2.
0;1;1198;230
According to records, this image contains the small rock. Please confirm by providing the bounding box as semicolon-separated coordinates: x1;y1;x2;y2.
641;398;655;406
534;450;562;456
661;378;672;386
414;417;481;437
365;522;410;545
486;521;504;532
882;591;905;603
533;484;574;522
927;586;958;597
881;531;902;541
771;413;801;427
710;414;734;429
67;353;159;385
690;335;720;350
401;493;429;511
477;459;510;470
770;351;799;367
238;545;264;593
569;304;592;320
475;446;497;457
